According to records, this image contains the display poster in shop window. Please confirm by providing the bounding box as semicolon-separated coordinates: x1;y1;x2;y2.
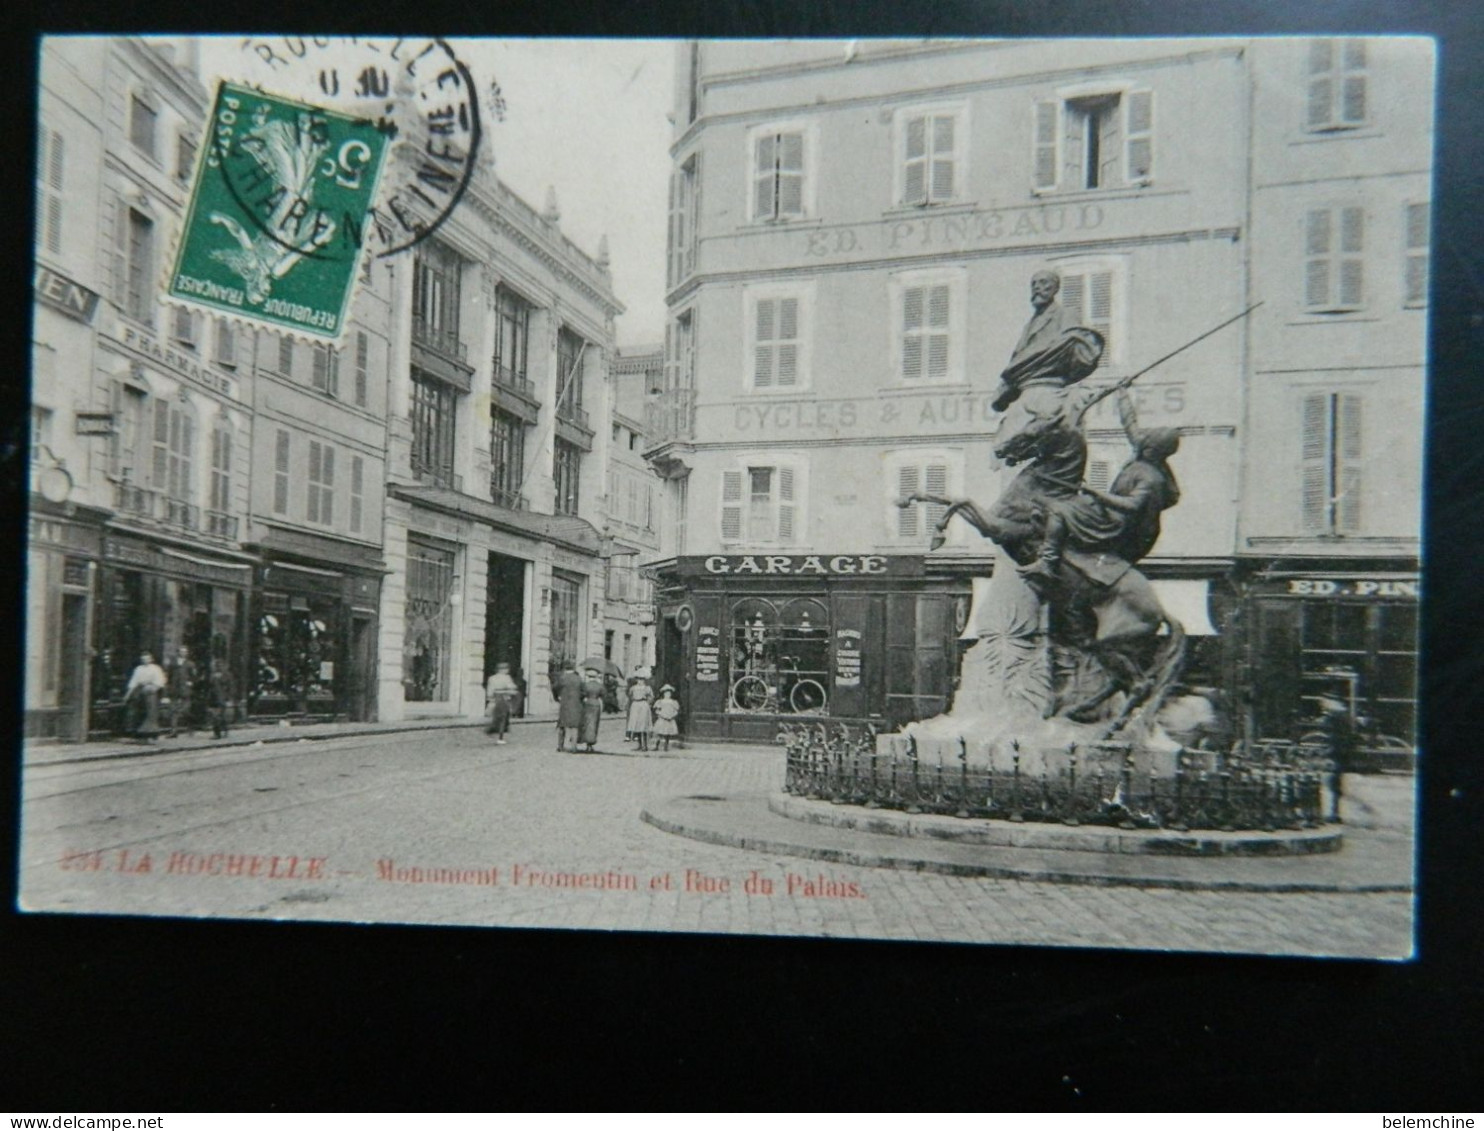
19;34;1434;961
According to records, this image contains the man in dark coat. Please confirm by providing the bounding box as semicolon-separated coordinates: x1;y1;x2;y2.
553;661;583;752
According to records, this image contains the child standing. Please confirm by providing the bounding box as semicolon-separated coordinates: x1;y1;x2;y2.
485;662;518;744
652;684;681;751
626;675;654;751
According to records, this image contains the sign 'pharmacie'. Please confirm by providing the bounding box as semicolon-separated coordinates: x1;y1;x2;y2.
681;554;923;578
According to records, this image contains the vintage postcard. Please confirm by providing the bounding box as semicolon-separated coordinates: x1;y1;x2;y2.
22;35;1428;957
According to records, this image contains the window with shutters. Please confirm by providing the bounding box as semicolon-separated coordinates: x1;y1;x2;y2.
277;335;295;376
122;208;155;324
350;455;365;534
1306;38;1368;132
1300;391;1364;535
720;460;805;546
1304;205;1366;313
273;429;291;515
1404;201;1430;309
1032;88;1154;194
209;423;232;534
886;450;961;544
554;438;581;516
745;286;811;391
674;475;689;555
171;306;196;347
214;320;236;368
176;132;196;182
151;398;196;504
354;331;370;406
895;105;966;207
667;153;701;287
307;440;335;525
129;94;158;159
37;127;64;256
112;383;149;481
749;122;811;221
1054;260;1122;367
892;269;966;384
312;344;340;396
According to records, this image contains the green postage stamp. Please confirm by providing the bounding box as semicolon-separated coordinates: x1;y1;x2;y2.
168;81;391;340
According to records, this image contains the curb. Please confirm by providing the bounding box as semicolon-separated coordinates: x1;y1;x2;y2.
640;794;1414;893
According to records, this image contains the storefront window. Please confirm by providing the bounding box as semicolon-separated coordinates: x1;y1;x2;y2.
726;596;830;715
252;593;339;714
405;539;456;702
1298;600;1417;745
549;570;582;673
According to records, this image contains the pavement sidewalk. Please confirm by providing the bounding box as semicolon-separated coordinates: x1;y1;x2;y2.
22;711;578;768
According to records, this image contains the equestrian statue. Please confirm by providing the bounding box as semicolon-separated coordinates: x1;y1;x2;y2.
898;270;1256;738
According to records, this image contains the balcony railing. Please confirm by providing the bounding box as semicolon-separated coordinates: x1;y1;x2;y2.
114;481;160;519
490;483;528;511
645;388;696;445
411;314;467;364
412;459;462;492
494;366;538;403
556;401;590;431
205;510;239;539
164;497;200;531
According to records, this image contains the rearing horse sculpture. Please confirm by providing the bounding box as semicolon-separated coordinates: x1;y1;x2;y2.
899;388;1185;728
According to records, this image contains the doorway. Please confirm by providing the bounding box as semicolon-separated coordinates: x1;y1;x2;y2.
485;553;527;715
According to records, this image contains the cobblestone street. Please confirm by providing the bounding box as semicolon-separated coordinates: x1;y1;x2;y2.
19;721;1414;957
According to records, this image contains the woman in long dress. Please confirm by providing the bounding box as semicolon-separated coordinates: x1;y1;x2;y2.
577;667;604;752
626;676;654;751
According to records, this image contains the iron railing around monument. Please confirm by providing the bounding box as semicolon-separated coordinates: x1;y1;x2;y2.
779;724;1340;831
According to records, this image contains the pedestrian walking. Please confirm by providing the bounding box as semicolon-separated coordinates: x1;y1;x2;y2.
652;684;681;752
123;652;167;743
578;666;604;752
554;661;582;751
486;662;518;744
626;674;654;751
166;645;197;737
206;656;231;739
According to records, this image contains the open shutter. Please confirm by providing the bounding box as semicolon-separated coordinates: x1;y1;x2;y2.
152;398;169;489
778;132;805;217
109;194;129;306
1405;202;1430;306
666;169;680;288
924;463;948;530
1097;100;1121;189
355;331;369;404
778;465;796;543
1125;89;1153;183
44;129;64;254
1033;99;1059;192
902;286;923;381
926;284;950;381
1061;102;1084;190
1338;206;1364;308
1061;272;1085;326
1340;39;1367;125
753;134;775;219
1305;208;1333;308
897;465;920;537
684;153;701;276
322;446;335;524
1336;393;1363;532
777;297;799;387
1300;393;1329;530
754;298;775;387
307;442;322;523
274;430;290;514
904;115;927;205
721;469;743;542
931;115;955;201
1088;270;1113;365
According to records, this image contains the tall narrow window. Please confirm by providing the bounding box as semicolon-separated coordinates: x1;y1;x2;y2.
752;296;801;389
354;331;370;406
312;345;340;396
900;109;961;206
175;133;197;182
901;284;951;382
752;128;806;220
307;440;335;525
273;429;291;515
1404;202;1430;308
350;455;365;534
668;155;702;286
1307;38;1368;132
125;209;154;324
554;438;581;516
38;128;64;255
894;461;949;539
214;320;236;368
171;306;196;346
129;95;157;157
1305;206;1366;312
722;462;801;545
1301;392;1364;534
412;240;463;357
490;408;526;509
1059;268;1115;364
278;335;295;376
112;384;148;480
209;425;232;535
557;328;586;423
1033;90;1154;193
493;286;531;392
410;370;457;487
675;475;689;555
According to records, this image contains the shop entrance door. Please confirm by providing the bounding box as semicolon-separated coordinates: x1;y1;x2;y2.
348;615;377;721
58;592;89;741
484;553;527;714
